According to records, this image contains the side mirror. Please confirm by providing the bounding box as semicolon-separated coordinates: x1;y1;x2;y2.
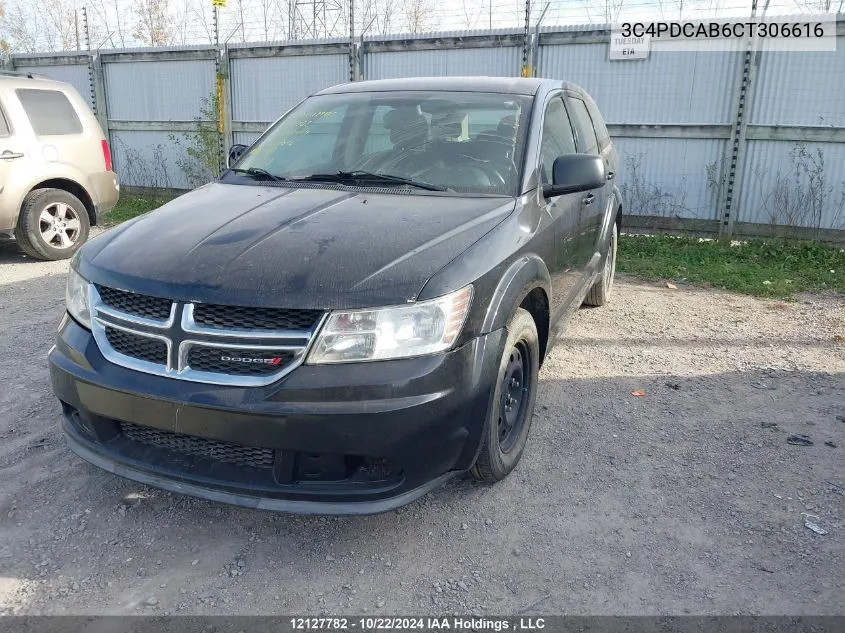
542;154;605;198
226;144;248;169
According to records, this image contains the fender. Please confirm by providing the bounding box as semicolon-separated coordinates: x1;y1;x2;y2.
480;254;551;335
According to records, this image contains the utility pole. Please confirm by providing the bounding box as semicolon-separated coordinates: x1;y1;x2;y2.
75;11;80;51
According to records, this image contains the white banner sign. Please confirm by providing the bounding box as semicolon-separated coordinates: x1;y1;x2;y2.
609;31;651;60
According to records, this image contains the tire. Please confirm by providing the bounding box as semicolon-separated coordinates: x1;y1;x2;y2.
471;307;540;483
583;220;618;307
14;189;91;261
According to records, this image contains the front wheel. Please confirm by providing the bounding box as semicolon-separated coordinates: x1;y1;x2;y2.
471;307;540;483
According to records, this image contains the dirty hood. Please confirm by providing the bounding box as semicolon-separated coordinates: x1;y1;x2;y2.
79;183;514;309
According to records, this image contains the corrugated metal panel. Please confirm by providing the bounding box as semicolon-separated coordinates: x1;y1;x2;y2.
614;137;726;220
230;56;348;122
229;36;350;48
539;23;612;32
365;47;520;81
738;140;845;230
234;131;263;146
98;44;215;54
110;131;194;189
750;46;845;126
11;64;93;108
539;45;741;125
104;60;215;121
365;27;525;41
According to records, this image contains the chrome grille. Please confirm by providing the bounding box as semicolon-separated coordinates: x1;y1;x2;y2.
89;284;325;386
121;423;275;469
186;346;296;376
96;285;172;321
105;326;168;365
192;304;322;331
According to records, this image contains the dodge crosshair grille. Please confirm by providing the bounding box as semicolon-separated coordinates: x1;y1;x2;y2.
89;285;326;386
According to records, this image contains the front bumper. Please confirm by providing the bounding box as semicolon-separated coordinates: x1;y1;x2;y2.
49;316;505;514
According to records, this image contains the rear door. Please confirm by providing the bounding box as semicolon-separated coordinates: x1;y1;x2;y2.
0;90;30;231
538;94;584;314
565;94;608;275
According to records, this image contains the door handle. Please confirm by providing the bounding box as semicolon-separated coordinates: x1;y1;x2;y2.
606;171;615;180
1;151;24;160
583;193;595;205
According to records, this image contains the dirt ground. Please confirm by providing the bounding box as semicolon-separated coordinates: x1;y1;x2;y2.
0;236;843;616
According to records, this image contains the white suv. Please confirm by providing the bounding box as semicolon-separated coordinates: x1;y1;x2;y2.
0;71;119;260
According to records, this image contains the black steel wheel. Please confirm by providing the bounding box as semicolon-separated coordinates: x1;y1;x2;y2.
472;307;539;483
498;339;531;453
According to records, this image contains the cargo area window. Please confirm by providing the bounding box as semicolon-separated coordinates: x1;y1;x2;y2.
16;89;83;136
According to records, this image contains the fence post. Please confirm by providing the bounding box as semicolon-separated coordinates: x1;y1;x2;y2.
520;0;532;76
90;53;110;139
217;45;233;168
719;2;761;241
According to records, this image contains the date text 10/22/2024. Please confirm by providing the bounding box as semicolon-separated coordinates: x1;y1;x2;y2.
290;617;547;631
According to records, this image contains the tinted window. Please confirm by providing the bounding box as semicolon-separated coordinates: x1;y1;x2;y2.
16;89;83;135
585;99;611;150
539;97;576;183
568;97;599;155
0;103;9;136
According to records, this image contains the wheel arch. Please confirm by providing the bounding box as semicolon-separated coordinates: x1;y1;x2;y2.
613;185;623;228
481;255;552;366
28;179;97;227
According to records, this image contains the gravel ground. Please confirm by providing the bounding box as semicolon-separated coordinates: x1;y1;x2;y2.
0;236;843;616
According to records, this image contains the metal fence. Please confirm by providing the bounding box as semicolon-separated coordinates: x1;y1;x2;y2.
7;22;845;240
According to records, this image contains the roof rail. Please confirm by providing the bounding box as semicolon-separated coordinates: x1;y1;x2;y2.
0;69;43;79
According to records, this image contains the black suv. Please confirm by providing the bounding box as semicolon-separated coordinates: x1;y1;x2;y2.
50;77;620;514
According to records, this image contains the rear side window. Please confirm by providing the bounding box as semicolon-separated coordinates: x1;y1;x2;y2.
585;100;611;150
15;89;83;136
567;97;599;155
0;103;9;137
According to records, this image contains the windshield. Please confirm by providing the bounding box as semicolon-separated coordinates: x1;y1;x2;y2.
226;91;532;196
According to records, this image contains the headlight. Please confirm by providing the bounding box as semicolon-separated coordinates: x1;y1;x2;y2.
66;267;92;329
308;285;473;364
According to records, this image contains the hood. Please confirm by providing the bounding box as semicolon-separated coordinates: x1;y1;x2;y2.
80;183;515;309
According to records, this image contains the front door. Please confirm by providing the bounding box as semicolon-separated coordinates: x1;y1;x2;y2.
538;95;584;318
565;94;609;276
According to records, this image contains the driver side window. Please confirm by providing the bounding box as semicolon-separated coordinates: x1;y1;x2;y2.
539;97;576;184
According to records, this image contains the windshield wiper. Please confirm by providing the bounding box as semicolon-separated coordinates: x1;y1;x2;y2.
295;171;447;192
228;167;287;182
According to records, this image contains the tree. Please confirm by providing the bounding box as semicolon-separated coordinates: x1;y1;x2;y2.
134;0;174;46
583;0;626;24
461;0;482;30
403;0;435;34
0;1;8;60
0;0;78;53
796;0;845;11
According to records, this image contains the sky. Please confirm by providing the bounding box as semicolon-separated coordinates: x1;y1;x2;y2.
0;0;838;53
